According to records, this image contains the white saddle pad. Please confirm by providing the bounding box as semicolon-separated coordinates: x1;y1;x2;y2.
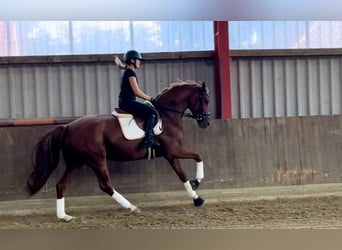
111;109;163;140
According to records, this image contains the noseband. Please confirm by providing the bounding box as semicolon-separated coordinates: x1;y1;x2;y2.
192;111;211;124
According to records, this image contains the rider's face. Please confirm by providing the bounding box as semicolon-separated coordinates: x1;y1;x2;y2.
131;59;141;69
135;59;141;68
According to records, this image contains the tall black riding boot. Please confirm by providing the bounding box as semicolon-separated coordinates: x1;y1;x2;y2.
141;115;160;148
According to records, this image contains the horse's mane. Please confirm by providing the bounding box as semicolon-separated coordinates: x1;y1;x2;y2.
157;80;202;98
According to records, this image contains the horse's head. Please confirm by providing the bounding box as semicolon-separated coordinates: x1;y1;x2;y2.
188;82;211;129
156;81;211;129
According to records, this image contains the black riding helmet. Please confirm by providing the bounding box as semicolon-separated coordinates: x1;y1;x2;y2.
124;50;144;65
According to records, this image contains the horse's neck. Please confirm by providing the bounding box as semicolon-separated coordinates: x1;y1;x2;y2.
160;92;189;115
158;83;201;126
159;86;192;111
158;99;183;126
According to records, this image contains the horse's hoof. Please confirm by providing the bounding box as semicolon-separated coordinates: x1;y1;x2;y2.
193;197;205;207
59;214;75;222
130;206;141;214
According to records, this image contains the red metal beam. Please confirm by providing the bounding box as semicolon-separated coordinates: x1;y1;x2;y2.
214;21;232;119
0;117;76;127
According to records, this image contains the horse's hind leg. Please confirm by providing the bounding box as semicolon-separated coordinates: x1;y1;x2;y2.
89;160;140;213
55;149;84;222
55;163;83;222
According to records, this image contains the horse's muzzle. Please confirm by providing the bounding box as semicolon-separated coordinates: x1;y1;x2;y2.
196;113;211;129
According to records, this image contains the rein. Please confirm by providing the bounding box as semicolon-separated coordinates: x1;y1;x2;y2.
156;91;211;122
158;106;210;120
156;106;194;119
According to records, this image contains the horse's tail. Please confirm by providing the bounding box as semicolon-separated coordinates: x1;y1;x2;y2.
26;125;66;196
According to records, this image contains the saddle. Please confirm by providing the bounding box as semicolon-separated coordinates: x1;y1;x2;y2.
111;105;163;140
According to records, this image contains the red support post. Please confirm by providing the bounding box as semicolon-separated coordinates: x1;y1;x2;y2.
214;21;232;119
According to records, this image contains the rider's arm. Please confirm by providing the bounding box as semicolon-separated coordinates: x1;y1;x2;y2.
129;76;152;101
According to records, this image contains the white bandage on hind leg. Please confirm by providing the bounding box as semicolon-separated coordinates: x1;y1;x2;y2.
112;189;134;210
196;161;204;182
56;197;66;219
184;181;199;199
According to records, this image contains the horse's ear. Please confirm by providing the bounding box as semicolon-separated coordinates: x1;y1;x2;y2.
201;82;206;91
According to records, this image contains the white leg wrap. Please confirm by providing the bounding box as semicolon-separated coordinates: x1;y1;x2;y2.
56;198;74;221
56;198;66;219
196;161;204;181
184;181;199;199
112;189;136;211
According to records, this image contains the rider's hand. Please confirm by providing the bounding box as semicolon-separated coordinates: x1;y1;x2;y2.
150;98;158;107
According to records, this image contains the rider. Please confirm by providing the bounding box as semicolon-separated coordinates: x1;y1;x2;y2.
117;50;160;149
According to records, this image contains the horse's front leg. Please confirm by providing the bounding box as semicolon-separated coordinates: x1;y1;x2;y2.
170;147;204;190
167;158;205;207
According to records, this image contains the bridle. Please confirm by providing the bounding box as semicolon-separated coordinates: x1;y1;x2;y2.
193;90;211;124
156;88;211;124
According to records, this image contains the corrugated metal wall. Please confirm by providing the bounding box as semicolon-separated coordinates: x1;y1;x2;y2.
231;56;342;118
1;53;341;120
0;58;216;119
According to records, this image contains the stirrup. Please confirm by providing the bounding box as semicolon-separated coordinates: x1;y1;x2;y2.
146;147;156;160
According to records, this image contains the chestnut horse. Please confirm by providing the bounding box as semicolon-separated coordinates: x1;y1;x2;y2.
26;81;211;222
